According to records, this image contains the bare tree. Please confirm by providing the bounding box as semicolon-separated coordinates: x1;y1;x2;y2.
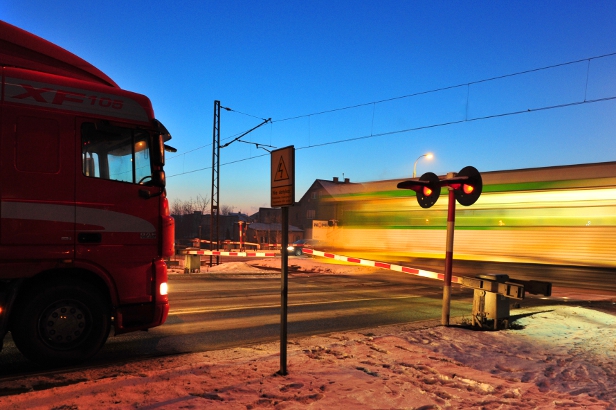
169;195;214;242
170;200;183;216
170;198;193;216
220;205;234;215
195;194;210;215
171;195;210;215
181;199;195;215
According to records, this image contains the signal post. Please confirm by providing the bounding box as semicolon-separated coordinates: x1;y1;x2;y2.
398;166;483;326
442;182;456;325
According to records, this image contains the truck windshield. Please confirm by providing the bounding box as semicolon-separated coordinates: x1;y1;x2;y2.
81;122;152;183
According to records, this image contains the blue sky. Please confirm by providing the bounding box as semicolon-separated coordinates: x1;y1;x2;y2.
3;1;616;214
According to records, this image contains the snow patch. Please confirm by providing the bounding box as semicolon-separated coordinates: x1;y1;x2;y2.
1;305;614;408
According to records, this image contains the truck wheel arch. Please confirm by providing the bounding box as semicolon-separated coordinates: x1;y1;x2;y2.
8;268;115;332
9;277;112;365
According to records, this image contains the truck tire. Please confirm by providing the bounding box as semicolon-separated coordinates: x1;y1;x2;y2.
11;281;111;366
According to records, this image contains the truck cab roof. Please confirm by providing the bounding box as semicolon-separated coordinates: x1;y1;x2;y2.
0;20;118;88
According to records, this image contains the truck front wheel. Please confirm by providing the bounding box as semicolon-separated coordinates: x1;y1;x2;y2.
11;281;111;366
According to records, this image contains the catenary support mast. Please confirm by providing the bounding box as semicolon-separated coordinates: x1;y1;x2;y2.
210;100;221;264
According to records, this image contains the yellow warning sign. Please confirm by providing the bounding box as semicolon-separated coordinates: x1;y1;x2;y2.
271;146;295;207
274;157;290;181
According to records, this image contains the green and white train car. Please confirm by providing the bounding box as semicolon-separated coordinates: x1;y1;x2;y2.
324;162;616;268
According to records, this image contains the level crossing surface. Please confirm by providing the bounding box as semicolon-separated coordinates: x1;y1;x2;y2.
0;269;474;377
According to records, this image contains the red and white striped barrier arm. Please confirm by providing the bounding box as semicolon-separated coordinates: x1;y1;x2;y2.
179;250;277;257
303;248;461;284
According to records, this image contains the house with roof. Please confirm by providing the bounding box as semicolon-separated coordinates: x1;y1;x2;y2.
246;207;304;249
246;222;304;249
288;176;363;239
242;178;363;247
172;211;251;247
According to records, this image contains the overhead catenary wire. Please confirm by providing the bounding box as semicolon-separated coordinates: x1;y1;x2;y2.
167;51;616;179
272;51;616;123
223;106;269;121
170;51;616;159
220;117;272;149
293;94;616;151
167;94;616;179
166;108;270;161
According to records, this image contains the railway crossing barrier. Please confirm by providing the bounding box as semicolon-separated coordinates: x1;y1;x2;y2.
303;248;552;330
176;249;277;273
176;247;552;330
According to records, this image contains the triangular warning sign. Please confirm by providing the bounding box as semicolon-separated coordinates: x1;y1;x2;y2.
274;156;290;181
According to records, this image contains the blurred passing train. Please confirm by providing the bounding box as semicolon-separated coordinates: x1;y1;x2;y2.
322;161;616;268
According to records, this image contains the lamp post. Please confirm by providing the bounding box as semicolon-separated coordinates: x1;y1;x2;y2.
413;152;434;178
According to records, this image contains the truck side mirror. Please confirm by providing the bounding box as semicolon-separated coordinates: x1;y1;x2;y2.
152;134;165;166
152;119;171;166
152;170;166;188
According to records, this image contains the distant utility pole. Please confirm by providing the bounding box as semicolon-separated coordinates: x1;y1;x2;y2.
210;100;271;265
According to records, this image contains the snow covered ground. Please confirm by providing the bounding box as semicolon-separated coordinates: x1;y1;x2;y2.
1;259;615;409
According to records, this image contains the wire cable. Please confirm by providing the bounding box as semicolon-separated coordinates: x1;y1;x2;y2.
166;94;616;178
166;51;616;177
273;52;616;123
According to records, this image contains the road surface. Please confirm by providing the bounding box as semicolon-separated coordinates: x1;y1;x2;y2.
0;267;473;377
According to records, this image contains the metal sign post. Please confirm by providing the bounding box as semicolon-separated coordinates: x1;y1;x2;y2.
280;206;289;374
271;146;295;376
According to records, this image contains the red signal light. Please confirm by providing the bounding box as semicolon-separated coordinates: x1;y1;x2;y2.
398;166;482;207
454;166;482;206
397;172;440;208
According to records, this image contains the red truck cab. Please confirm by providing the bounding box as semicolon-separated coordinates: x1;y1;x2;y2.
0;21;174;365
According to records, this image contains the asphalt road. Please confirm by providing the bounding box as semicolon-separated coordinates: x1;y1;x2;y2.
2;259;614;380
0;269;474;377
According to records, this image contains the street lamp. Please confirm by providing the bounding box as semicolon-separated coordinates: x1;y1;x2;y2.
413;152;434;178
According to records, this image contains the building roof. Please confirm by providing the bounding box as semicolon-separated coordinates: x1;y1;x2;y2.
316;179;365;196
297;178;365;203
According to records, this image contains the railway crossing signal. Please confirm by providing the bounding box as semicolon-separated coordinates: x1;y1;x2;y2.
450;166;483;206
398;172;441;208
397;165;483;207
397;165;483;327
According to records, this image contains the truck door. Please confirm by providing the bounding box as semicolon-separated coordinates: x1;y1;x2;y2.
75;119;160;305
0;105;76;262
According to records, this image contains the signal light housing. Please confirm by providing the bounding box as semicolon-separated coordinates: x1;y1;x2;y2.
397;166;482;208
416;172;441;208
397;172;441;208
453;166;482;206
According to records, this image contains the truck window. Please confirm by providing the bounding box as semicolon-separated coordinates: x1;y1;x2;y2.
81;122;151;183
